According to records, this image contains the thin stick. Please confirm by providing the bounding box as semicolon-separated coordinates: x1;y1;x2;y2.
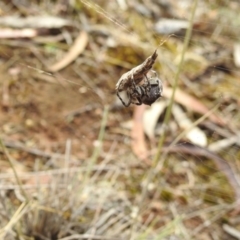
82;105;109;186
133;1;199;238
153;0;198;168
0;138;29;201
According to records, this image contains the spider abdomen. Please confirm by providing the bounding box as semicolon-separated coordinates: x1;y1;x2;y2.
141;79;163;106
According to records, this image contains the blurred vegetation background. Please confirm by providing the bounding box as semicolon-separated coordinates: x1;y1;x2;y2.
0;0;240;239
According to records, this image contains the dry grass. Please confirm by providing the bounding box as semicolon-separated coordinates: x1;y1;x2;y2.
1;0;240;239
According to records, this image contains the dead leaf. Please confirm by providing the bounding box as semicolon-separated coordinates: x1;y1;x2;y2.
131;105;150;163
0;28;37;38
0;16;71;28
233;43;240;68
172;104;207;147
163;86;225;125
49;31;88;72
209;135;240;152
154;18;189;35
143;101;167;140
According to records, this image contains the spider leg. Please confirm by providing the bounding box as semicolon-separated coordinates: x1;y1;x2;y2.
130;73;143;103
117;91;131;107
131;72;137;88
144;74;150;87
144;74;151;97
132;86;144;105
125;91;132;106
135;96;142;105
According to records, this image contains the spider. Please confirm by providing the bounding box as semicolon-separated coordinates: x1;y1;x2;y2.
116;71;163;107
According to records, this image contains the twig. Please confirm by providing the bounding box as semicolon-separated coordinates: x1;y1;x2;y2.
2;140;60;158
65;103;100;118
133;0;198;238
0;165;123;180
139;0;198;209
223;224;240;239
82;105;109;186
0;138;29;201
59;233;122;240
152;0;198;167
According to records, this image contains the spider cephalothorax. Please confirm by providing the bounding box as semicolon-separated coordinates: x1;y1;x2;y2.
116;71;163;107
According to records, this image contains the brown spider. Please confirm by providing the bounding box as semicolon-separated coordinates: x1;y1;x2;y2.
115;49;162;107
117;71;163;107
